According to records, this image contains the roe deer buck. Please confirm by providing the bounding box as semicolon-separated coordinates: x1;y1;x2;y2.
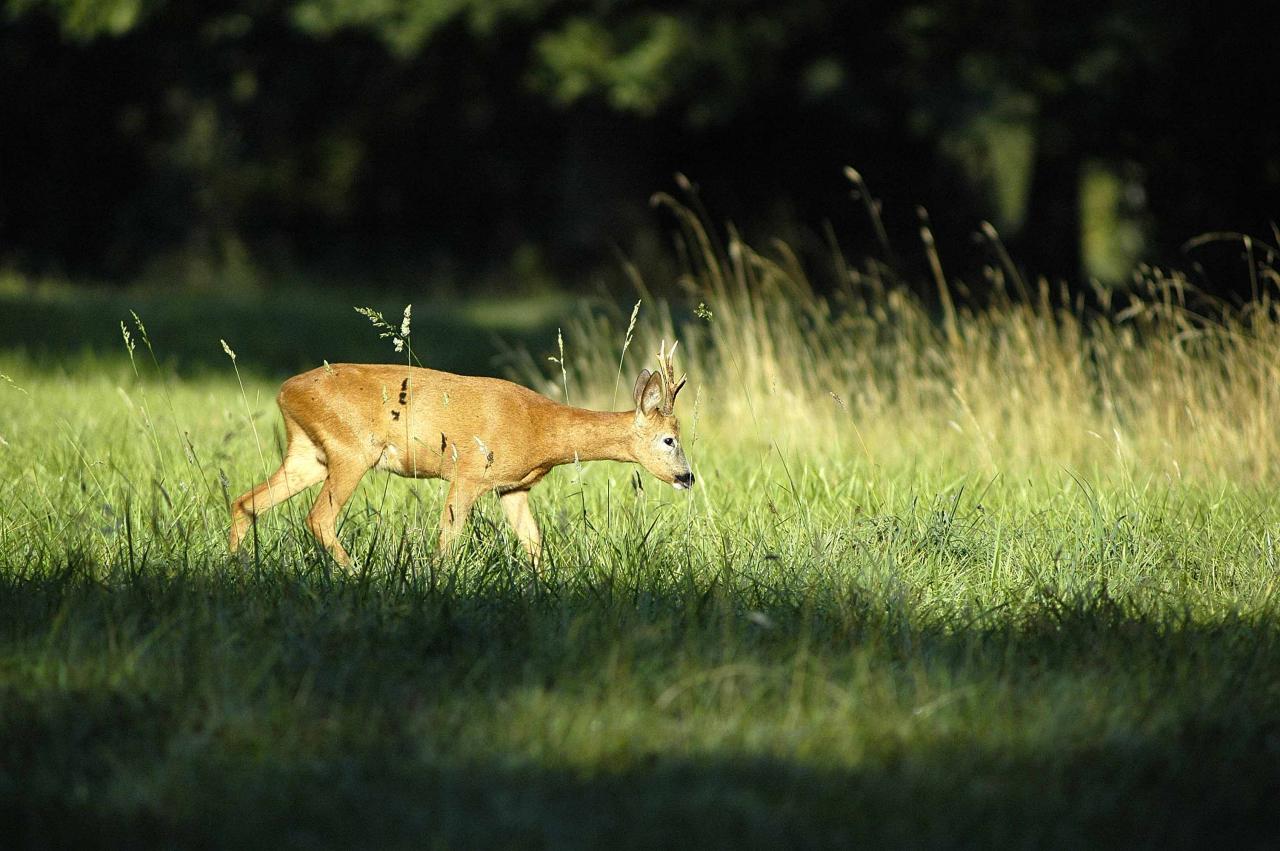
228;342;693;566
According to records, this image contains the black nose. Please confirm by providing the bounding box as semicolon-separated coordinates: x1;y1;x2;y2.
676;472;695;487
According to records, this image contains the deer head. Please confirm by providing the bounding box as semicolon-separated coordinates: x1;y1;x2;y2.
630;341;694;489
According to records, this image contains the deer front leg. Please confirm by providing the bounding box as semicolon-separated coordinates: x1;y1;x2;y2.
438;478;484;556
500;488;543;565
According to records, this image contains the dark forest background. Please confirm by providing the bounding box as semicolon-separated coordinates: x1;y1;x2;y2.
2;0;1276;295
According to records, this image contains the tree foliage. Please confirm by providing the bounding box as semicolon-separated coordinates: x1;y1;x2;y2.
2;0;1275;288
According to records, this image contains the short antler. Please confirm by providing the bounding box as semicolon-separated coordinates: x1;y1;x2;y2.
655;340;687;415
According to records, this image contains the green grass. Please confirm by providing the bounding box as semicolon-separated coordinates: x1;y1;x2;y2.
0;273;574;376
4;217;1280;847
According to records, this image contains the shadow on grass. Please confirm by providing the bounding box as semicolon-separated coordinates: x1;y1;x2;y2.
1;560;1279;848
7;731;1275;849
0;286;576;377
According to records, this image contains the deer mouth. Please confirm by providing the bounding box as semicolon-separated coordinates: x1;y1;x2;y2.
673;472;695;490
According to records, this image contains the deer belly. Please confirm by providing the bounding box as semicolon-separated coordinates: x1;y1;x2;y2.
374;443;442;479
511;467;549;489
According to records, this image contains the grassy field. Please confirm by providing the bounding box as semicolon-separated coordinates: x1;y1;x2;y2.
3;214;1280;847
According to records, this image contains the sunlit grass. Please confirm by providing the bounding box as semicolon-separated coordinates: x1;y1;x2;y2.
3;200;1280;845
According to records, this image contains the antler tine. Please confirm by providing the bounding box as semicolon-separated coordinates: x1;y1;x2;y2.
655;339;684;415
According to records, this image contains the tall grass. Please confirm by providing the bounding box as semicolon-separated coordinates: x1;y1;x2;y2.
536;191;1280;487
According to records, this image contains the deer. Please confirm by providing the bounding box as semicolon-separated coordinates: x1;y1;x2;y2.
228;342;693;567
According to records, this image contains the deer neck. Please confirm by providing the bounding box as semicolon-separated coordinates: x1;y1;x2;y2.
542;407;635;467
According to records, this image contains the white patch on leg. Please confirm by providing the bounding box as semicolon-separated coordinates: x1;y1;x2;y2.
375;444;402;473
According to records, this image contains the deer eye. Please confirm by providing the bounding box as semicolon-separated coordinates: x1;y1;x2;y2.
663;437;676;447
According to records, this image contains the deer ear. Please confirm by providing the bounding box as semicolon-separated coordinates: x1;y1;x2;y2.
632;369;653;409
639;370;664;416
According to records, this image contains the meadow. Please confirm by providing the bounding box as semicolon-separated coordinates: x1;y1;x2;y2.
3;206;1280;847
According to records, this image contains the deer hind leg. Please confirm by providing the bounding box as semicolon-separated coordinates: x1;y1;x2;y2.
499;488;543;566
229;417;326;554
438;478;485;556
304;457;370;568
